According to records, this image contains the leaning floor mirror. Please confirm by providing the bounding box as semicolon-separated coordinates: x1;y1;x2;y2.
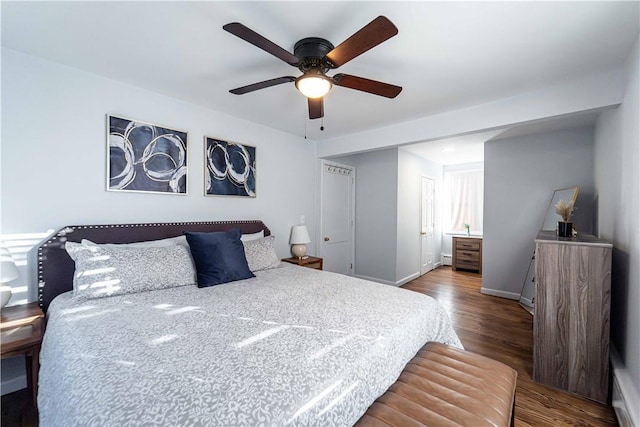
519;186;579;314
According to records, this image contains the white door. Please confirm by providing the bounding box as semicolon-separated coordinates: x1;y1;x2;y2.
420;176;435;275
320;161;354;275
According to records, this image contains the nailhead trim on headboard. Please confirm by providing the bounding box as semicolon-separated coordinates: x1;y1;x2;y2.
37;220;270;310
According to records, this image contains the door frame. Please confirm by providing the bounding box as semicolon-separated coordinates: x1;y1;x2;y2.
317;159;356;275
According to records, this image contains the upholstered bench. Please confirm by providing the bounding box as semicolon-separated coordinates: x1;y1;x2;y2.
357;342;518;427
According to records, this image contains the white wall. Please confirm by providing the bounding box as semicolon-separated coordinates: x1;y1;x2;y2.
594;35;639;426
396;150;443;284
483;126;595;299
1;48;317;393
333;149;398;283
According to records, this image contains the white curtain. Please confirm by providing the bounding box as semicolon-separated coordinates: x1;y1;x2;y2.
444;169;484;233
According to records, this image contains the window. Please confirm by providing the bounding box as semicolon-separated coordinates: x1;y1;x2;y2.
443;168;483;233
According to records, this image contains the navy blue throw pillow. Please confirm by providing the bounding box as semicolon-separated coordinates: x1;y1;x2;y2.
184;229;255;287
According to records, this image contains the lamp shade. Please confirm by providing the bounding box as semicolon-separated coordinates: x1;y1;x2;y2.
290;225;311;245
0;244;19;283
295;73;332;98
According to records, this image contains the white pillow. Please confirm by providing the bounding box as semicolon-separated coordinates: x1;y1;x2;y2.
240;230;265;242
65;242;196;299
243;236;281;272
81;235;188;248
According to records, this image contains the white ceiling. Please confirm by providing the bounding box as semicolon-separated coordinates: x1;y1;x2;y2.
2;1;638;142
400;110;602;165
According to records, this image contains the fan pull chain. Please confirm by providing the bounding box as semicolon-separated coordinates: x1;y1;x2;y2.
320;117;325;131
304;113;307;139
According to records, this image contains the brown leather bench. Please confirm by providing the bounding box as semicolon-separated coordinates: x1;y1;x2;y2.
357;342;518;427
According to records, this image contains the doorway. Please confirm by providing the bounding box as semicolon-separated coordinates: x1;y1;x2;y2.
420;176;435;275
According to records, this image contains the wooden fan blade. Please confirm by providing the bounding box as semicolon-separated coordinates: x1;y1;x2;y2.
325;16;398;68
333;74;402;98
230;76;296;95
223;22;300;66
308;97;324;119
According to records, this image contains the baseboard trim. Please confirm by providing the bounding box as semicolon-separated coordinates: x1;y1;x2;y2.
610;345;639;427
354;274;398;286
479;287;520;300
519;296;534;306
354;271;420;287
396;272;420;286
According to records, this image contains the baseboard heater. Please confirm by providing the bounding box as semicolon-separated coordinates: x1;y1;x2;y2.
442;254;452;266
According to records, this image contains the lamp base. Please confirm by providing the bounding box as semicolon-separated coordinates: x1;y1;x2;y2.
291;244;307;259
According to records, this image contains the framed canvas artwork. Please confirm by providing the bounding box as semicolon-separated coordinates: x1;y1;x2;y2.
107;115;188;194
204;137;256;197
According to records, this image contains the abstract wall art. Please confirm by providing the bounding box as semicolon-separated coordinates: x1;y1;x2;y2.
107;115;188;194
204;137;256;197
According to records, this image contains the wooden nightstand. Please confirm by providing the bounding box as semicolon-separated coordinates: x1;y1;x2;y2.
282;256;323;270
1;302;45;406
452;236;482;274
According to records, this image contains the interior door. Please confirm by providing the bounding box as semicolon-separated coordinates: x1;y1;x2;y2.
320;161;354;275
420;176;435;275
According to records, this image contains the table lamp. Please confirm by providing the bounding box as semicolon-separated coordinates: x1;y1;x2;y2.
290;225;311;259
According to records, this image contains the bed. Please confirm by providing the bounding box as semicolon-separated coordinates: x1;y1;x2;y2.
36;220;462;426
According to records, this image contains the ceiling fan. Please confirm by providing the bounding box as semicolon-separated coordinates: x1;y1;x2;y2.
223;16;402;120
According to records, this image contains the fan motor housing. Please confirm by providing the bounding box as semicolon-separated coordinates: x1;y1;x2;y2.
294;37;334;72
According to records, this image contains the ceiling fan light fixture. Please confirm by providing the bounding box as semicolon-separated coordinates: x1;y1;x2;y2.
296;73;332;98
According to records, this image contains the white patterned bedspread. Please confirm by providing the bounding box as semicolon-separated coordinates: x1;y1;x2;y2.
39;264;462;427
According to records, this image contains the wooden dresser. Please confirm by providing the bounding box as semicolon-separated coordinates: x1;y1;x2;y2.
533;231;612;403
452;236;482;274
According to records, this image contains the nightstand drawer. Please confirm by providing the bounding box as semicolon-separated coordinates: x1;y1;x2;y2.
456;250;480;262
455;240;481;251
456;260;480;270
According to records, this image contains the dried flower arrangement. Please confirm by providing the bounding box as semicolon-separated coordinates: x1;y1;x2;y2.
555;199;575;222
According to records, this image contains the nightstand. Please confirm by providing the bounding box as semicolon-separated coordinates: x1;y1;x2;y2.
1;302;45;406
282;256;323;270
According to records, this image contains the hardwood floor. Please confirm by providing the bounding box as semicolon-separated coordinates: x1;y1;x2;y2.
403;266;618;427
1;266;618;426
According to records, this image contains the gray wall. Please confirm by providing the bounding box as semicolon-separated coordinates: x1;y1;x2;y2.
396;149;443;283
335;149;398;283
334;148;444;285
594;36;639;423
483;126;595;299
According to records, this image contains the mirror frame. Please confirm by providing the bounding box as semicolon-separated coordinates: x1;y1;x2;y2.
519;186;579;314
540;186;580;230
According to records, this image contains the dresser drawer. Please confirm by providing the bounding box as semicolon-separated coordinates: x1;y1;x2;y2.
455;240;481;251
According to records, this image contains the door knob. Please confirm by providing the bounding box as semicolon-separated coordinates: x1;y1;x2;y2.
324;237;330;241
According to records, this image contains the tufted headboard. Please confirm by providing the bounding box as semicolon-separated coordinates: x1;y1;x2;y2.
37;220;270;312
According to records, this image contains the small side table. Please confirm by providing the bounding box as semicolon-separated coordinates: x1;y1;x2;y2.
282;256;323;270
1;302;45;406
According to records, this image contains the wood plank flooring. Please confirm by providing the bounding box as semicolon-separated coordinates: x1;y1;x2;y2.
403;266;618;427
2;266;618;426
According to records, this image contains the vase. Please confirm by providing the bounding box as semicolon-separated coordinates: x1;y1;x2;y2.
558;221;573;237
0;286;12;309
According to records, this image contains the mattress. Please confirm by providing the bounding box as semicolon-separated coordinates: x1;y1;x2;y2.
39;264;461;426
